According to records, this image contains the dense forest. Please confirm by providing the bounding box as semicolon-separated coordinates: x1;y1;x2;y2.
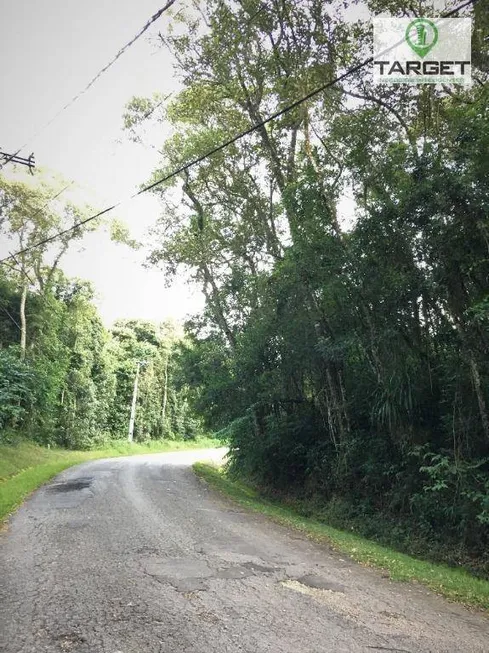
0;175;201;447
2;0;489;573
123;0;489;571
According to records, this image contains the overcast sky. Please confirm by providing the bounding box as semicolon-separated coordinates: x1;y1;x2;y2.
0;0;205;325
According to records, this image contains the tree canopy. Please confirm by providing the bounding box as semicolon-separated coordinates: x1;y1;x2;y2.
0;177;202;448
123;0;489;572
2;0;488;574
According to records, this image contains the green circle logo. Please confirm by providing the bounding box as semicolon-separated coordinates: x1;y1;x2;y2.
405;18;438;58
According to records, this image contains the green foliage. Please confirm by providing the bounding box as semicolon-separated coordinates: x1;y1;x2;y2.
0;180;203;450
134;0;489;573
0;348;34;432
106;319;201;442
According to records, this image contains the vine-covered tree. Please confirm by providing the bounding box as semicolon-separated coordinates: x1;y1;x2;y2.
125;0;489;571
0;178;202;448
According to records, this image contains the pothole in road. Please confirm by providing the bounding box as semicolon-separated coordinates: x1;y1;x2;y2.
144;557;282;592
283;579;415;642
55;633;86;651
296;574;345;592
144;558;212;592
281;579;354;614
215;565;254;580
145;558;213;580
242;561;283;574
47;478;93;493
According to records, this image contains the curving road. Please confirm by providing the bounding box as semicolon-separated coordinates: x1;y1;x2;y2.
1;448;488;652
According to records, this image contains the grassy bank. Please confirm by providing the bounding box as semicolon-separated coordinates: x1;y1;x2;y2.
194;462;489;612
0;438;221;522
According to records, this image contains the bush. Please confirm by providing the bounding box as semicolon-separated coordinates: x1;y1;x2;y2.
0;348;35;433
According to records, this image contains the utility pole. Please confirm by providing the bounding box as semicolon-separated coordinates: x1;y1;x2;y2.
0;150;35;173
128;360;145;443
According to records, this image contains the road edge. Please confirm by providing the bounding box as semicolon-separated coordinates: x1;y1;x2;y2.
193;461;489;613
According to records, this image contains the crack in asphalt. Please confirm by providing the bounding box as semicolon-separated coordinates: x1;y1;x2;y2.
1;448;488;652
367;646;412;653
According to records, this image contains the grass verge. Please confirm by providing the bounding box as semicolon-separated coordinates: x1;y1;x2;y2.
0;438;221;523
193;462;489;612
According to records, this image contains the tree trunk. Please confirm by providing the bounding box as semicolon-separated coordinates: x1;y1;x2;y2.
201;263;237;350
469;354;489;442
453;319;489;443
162;355;169;422
19;283;27;360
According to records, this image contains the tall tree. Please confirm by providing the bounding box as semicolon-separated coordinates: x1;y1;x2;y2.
0;176;92;359
128;0;489;567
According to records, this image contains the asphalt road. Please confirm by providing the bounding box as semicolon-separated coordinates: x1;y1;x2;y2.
1;449;488;653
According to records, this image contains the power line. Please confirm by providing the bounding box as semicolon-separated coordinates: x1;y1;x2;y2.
0;306;21;331
28;181;75;224
0;1;177;172
0;0;477;264
0;181;74;267
0;60;368;263
1;203;121;264
8;252;35;286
